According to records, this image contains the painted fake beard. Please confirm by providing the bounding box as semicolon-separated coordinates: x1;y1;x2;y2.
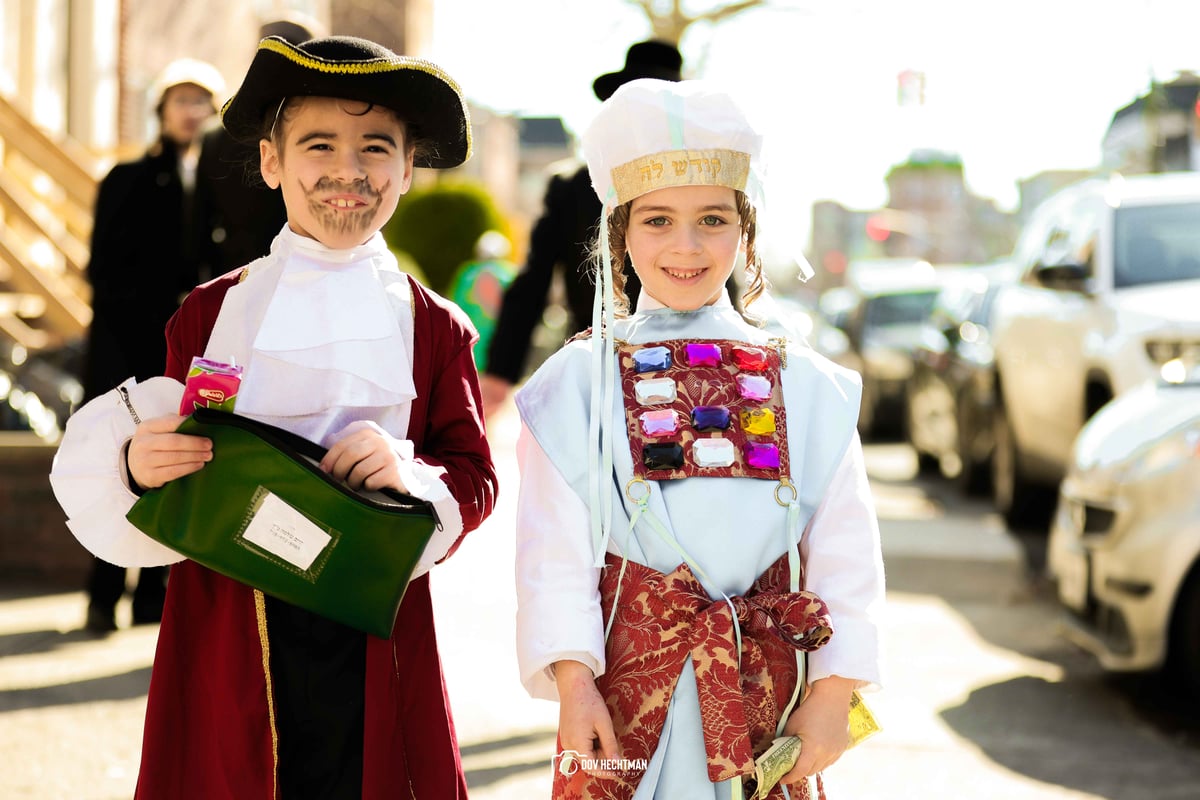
303;176;389;238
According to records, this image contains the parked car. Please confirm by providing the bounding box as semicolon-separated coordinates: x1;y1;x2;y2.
1;338;82;439
759;292;850;363
1046;367;1200;700
905;260;1017;494
989;171;1200;527
820;259;942;439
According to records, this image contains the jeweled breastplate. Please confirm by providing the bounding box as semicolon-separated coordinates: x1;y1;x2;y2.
619;338;791;487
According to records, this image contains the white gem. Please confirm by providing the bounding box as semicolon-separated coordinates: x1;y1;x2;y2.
635;377;677;405
692;438;735;468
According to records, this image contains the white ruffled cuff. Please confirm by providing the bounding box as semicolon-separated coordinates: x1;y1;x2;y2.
49;377;187;567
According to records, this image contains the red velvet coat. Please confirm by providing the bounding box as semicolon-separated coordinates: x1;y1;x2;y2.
134;269;497;799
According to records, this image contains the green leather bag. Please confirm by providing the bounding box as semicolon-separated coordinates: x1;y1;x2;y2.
126;407;438;638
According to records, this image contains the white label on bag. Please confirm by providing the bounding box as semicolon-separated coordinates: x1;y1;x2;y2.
241;491;331;571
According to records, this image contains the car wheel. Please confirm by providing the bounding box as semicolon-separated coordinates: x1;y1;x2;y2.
1168;567;1200;705
957;402;992;497
904;387;940;475
858;379;877;440
991;400;1052;529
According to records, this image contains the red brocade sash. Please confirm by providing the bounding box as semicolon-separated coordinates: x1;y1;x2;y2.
553;551;832;800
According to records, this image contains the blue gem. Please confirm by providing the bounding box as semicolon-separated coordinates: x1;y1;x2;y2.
632;346;672;373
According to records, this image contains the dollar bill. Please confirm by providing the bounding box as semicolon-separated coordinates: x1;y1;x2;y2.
848;690;881;746
747;735;803;800
744;691;880;799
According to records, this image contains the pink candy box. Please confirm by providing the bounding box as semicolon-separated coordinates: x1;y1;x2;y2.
179;357;243;414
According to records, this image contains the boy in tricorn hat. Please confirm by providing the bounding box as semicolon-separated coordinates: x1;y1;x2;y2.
51;35;496;799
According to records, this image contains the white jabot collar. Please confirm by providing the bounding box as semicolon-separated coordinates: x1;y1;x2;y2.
634;288;734;313
232;227;417;420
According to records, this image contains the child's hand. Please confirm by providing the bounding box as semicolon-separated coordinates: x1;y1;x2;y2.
554;660;620;777
320;420;411;495
126;414;213;490
778;675;856;787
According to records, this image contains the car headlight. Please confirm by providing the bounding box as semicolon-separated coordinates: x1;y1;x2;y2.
1145;339;1200;367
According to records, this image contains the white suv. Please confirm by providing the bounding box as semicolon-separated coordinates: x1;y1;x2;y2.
989;171;1200;527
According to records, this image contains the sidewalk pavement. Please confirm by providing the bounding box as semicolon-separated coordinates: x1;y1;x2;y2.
2;401;1135;800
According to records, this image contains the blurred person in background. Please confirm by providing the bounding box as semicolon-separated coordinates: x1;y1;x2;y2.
191;11;326;281
478;40;683;416
447;230;518;372
80;57;226;633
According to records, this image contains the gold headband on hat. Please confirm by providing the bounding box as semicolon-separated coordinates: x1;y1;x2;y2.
609;147;751;206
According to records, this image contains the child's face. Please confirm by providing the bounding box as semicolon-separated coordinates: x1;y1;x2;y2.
626;185;744;311
259;96;414;250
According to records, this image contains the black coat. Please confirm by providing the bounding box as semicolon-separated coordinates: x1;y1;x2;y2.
81;137;200;402
485;163;642;384
192;125;288;281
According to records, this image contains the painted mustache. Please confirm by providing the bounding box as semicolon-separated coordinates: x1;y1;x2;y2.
303;177;390;237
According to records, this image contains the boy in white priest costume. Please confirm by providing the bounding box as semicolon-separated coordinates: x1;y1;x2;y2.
513;79;886;800
51;35;496;799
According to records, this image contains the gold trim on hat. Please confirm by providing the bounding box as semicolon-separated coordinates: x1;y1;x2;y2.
221;38;474;163
259;37;464;90
610;148;750;205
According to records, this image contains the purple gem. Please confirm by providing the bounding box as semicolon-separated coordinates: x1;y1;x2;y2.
640;409;679;436
736;374;772;402
632;346;672;373
691;405;731;431
744;442;781;470
685;342;722;367
643;442;685;470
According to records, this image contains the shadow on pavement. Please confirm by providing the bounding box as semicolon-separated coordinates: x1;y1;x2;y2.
460;728;557;790
0;626;108;657
0;665;152;712
466;759;554;790
460;729;557;758
941;674;1200;800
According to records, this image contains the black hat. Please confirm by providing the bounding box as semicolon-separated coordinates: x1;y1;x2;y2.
221;35;471;169
592;40;683;101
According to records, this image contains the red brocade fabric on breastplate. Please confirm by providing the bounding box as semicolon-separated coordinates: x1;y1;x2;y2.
552;552;832;800
618;339;790;482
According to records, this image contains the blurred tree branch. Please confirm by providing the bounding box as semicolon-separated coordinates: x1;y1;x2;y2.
626;0;768;44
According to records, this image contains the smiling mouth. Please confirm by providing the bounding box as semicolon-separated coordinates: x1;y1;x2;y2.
663;267;706;280
326;197;367;209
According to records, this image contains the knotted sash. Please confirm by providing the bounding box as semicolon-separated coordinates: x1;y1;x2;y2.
553;551;832;800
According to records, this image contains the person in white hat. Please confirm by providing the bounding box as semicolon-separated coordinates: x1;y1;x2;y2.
53;36;495;799
513;78;886;799
78;56;226;634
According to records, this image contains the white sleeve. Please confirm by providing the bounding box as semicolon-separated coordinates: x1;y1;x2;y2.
802;430;886;690
514;423;605;701
49;377;187;568
393;455;463;580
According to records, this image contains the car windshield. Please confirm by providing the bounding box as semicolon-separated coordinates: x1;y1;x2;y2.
864;291;939;327
1113;202;1200;288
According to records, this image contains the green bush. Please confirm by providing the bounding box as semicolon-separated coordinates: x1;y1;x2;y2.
382;181;511;296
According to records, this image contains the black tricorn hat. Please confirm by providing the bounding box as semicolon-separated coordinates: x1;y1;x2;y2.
592;40;683;101
221;35;471;169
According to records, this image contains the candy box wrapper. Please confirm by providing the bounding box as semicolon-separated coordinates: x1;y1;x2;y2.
179;357;243;414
